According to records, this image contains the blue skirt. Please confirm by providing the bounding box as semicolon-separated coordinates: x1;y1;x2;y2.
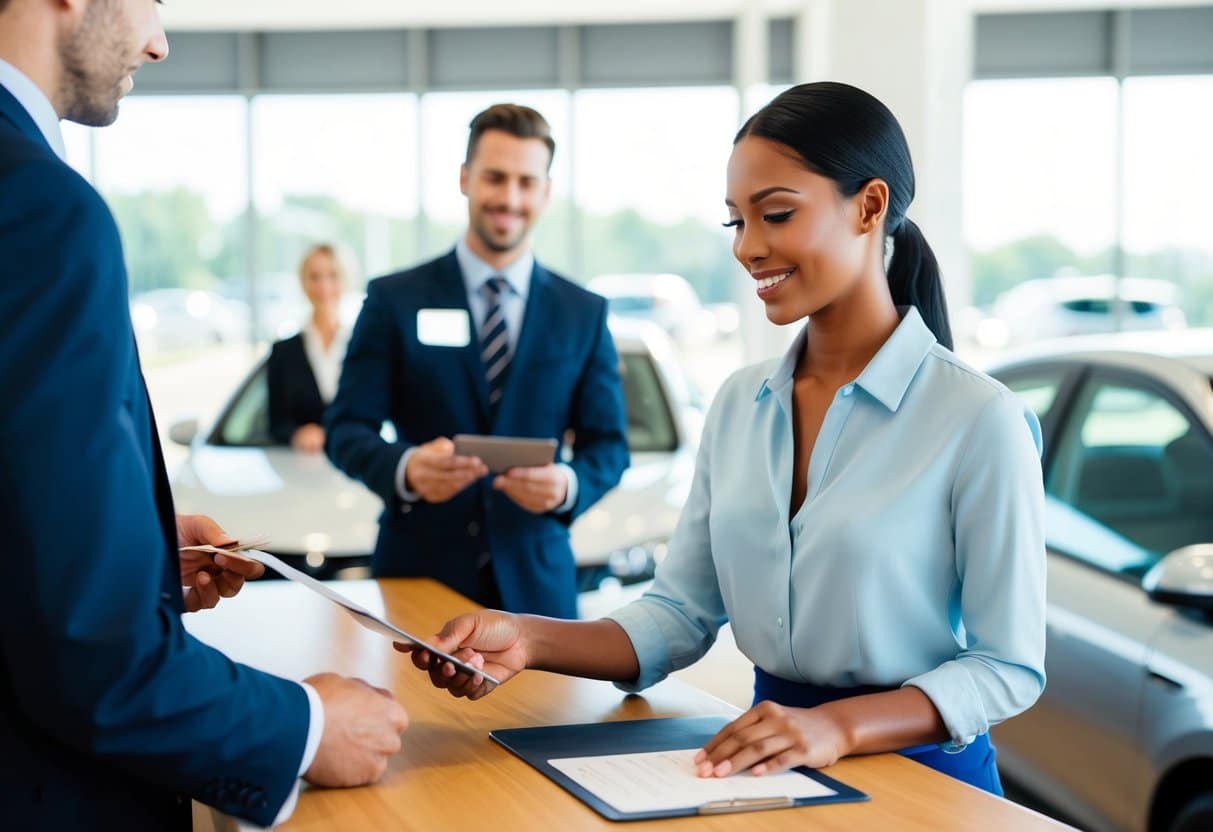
753;667;1004;796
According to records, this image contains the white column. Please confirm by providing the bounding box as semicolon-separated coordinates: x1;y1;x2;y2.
793;0;974;312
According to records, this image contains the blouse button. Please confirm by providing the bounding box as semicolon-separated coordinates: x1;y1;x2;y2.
841;385;854;397
776;617;784;628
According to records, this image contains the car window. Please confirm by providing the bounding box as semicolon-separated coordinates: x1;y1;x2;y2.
215;364;273;447
619;352;678;453
1061;298;1112;315
214;354;678;454
1047;375;1213;575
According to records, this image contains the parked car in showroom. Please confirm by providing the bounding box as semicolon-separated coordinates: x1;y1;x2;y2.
168;319;702;591
986;329;1213;832
978;275;1187;349
130;288;250;354
588;272;719;346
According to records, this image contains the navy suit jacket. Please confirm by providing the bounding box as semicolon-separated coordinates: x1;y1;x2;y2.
0;85;309;828
326;251;629;618
267;333;327;444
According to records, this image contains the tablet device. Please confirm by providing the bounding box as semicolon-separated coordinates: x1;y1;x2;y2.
453;434;558;473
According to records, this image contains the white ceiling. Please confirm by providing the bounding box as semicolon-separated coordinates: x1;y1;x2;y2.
159;0;1211;31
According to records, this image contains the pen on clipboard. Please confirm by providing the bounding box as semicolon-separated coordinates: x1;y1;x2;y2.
698;796;796;815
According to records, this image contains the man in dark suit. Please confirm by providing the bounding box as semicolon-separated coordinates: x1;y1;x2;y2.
327;104;629;619
0;1;407;828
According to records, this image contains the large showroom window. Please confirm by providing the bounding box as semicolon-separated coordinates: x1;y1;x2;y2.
573;86;744;394
89;96;252;466
963;78;1119;311
1123;75;1213;327
252;93;419;339
964;67;1213;352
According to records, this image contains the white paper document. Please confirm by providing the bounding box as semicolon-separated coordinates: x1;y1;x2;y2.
548;748;836;815
187;544;499;685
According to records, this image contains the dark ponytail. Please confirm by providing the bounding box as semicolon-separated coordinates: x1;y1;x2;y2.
888;218;953;349
735;82;953;349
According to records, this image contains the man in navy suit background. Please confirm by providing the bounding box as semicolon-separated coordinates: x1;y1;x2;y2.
327;104;629;619
0;1;407;828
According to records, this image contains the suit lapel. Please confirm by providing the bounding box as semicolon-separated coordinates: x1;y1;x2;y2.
132;342;185;612
430;251;491;428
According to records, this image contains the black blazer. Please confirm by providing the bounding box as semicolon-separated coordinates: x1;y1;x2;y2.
267;333;326;445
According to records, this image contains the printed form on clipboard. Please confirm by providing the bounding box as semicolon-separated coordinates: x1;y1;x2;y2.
549;747;836;816
489;716;867;821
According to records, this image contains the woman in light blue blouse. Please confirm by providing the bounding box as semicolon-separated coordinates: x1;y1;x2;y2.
402;82;1046;794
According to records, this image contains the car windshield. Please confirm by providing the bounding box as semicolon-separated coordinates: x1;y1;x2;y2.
211;350;679;454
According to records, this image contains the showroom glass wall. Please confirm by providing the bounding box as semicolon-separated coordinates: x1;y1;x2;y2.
57;21;791;445
57;10;1213;447
964;8;1213;349
60;23;780;354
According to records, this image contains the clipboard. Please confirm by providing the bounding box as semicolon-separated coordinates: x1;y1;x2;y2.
490;716;868;821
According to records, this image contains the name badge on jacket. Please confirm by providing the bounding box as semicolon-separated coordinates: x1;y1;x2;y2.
417;309;471;347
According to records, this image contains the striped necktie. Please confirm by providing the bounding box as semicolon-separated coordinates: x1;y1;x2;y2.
479;276;512;409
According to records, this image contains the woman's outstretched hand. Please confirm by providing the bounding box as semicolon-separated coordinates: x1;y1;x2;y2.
395;610;529;700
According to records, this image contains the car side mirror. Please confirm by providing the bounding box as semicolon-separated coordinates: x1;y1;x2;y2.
169;418;199;447
1143;544;1213;615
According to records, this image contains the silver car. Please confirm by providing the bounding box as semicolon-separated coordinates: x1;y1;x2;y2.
986;330;1213;832
981;275;1187;349
587;273;719;347
169;318;702;589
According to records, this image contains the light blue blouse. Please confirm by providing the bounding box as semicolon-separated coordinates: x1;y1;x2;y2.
608;307;1047;748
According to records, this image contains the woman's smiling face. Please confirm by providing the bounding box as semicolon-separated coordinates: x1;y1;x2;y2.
725;136;878;326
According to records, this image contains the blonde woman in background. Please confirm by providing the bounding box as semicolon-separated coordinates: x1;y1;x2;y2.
267;243;353;452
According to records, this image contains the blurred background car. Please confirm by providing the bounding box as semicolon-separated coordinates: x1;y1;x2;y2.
588;272;720;346
130;288;250;354
986;330;1213;832
976;275;1188;350
168;319;702;592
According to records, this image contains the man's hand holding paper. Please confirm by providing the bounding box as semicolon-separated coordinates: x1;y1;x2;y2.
176;514;265;612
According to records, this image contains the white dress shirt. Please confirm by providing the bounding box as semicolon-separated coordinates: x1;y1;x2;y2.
608;307;1047;750
301;321;351;404
1;62;322;828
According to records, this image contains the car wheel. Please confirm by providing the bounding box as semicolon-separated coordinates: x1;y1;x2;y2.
1170;792;1213;832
